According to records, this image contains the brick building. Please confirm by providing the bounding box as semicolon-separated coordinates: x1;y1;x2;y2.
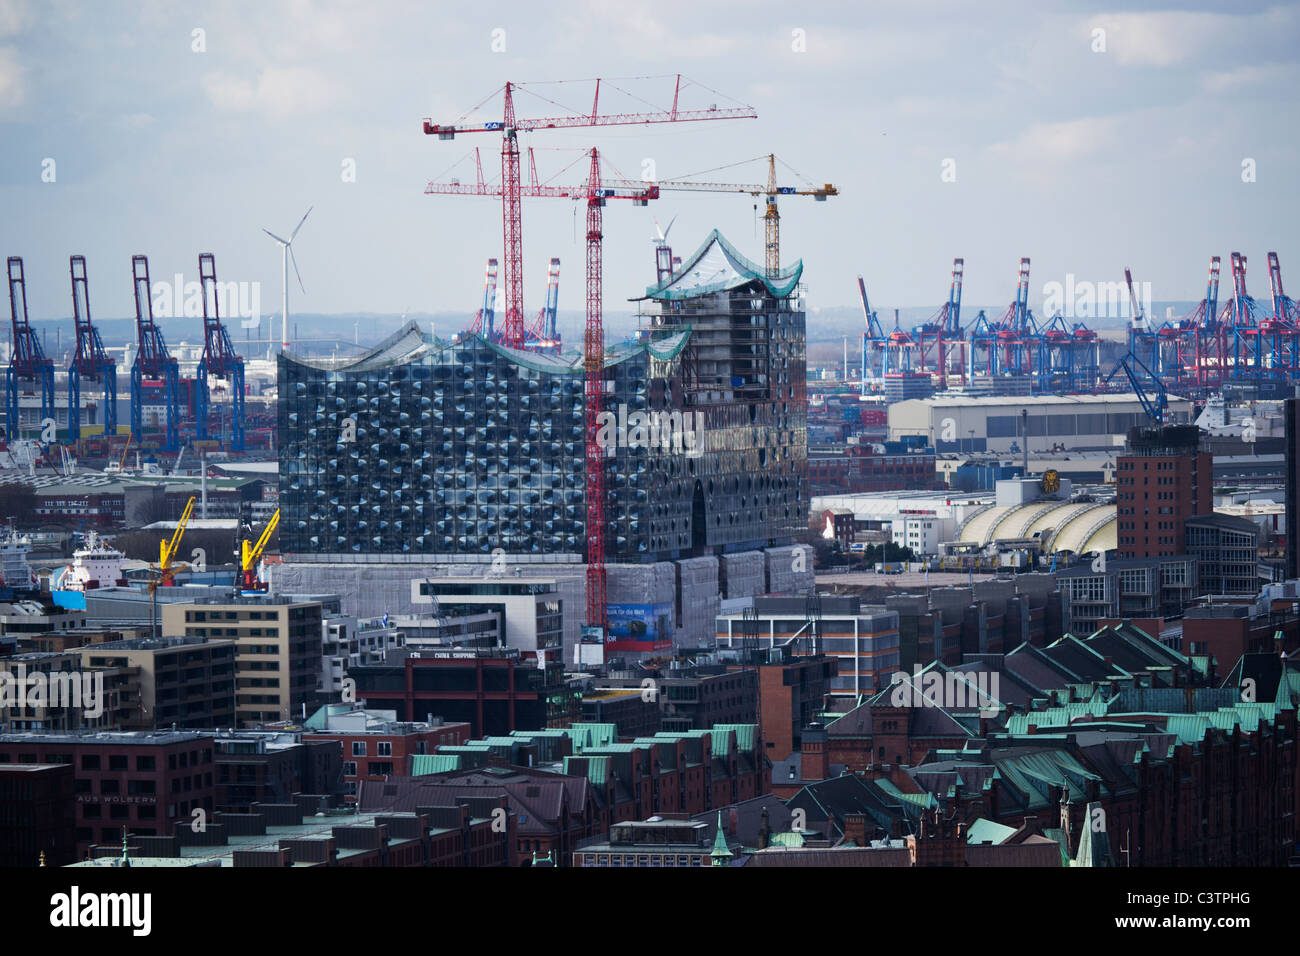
0;730;215;859
0;763;76;867
1116;425;1212;559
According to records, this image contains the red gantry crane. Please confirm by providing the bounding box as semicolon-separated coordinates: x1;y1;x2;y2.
423;74;757;348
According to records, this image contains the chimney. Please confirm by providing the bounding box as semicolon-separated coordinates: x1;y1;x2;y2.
727;807;739;836
1026;724;1037;735
758;807;771;850
843;812;868;846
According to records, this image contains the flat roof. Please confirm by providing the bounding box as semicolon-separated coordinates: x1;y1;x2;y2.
897;392;1191;408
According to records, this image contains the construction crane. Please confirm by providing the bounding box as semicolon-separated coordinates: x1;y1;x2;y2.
195;254;245;450
5;257;55;442
604;153;837;276
157;495;196;586
66;256;117;444
423;74;757;348
130;255;181;451
239;508;280;593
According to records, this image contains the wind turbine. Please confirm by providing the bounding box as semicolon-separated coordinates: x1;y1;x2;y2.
263;206;312;359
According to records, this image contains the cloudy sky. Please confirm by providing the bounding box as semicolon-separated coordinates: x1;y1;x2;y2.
1;0;1297;329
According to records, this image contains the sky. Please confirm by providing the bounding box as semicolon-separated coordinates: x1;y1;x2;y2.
1;0;1298;335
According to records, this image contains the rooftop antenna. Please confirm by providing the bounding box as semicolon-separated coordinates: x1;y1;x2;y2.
262;205;312;360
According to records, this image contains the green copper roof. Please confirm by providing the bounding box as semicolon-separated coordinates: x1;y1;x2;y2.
563;754;610;787
710;812;733;860
410;754;462;776
967;818;1016;846
567;723;618;753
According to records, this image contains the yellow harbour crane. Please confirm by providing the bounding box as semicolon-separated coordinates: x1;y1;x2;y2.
239;508;279;593
156;496;195;586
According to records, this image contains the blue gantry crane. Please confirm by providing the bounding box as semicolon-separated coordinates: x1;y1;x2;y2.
67;255;117;443
5;257;55;441
130;255;181;451
194;253;245;450
1105;350;1166;425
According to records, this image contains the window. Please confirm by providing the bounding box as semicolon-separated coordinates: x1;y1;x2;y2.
377;741;392;757
352;741;366;757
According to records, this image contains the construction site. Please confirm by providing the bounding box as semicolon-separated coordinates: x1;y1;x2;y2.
274;76;829;661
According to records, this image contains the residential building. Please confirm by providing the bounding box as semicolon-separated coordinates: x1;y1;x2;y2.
161;598;323;727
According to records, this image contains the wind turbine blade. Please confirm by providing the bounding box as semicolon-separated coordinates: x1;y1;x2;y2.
663;215;676;240
652;218;664;242
289;246;305;294
263;229;289;244
290;206;313;242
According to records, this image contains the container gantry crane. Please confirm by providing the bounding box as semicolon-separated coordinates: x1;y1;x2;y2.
195;254;245;450
858;275;886;393
968;258;1032;380
130;255;181;451
914;258;966;389
423;74;756;348
67;256;117;444
523;257;562;352
5;257;55;441
1262;251;1299;377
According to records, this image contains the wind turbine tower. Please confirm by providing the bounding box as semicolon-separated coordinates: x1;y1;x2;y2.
263;206;312;359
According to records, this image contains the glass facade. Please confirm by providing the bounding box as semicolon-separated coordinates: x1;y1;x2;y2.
279;274;807;562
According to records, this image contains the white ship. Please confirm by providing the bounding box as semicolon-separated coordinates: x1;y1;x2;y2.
53;531;128;592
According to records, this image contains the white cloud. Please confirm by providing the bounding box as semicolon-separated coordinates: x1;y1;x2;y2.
1087;11;1223;67
989;115;1120;163
0;46;23;110
201;66;335;117
0;0;31;39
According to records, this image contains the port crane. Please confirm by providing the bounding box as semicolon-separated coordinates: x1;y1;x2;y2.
424;74;756;348
1104;352;1167;425
157;495;196;586
239;508;280;593
5;257;55;442
858;275;886;391
130;255;182;451
914;258;966;389
67;255;118;444
194;254;245;450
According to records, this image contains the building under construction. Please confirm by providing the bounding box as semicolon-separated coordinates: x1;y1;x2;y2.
275;230;813;654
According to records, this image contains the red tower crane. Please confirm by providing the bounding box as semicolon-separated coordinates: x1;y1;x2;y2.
423;75;756;348
426;148;658;640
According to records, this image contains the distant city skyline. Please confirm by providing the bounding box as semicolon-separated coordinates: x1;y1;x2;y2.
1;0;1297;324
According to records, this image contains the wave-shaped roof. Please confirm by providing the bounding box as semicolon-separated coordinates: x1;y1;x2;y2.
638;229;802;301
282;321;692;375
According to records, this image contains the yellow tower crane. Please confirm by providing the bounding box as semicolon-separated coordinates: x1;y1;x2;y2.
628;153;838;276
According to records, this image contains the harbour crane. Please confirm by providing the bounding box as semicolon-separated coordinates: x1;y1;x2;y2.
130;255;181;451
157;495;196;586
5;257;55;441
424;74;756;348
239;508;280;593
67;255;118;444
194;254;245;450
